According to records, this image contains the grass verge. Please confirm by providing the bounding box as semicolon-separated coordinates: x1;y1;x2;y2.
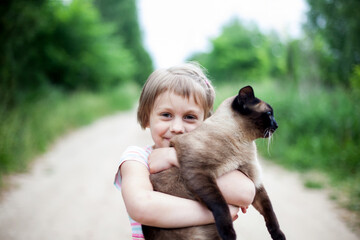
0;83;139;187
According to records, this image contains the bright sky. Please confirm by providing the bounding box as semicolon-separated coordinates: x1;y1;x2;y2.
138;0;308;69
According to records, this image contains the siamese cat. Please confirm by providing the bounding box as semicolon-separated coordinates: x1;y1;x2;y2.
142;86;285;240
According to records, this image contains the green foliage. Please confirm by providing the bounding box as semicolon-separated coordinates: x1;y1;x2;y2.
253;82;360;211
46;0;136;90
304;180;324;189
350;64;360;91
0;0;137;108
0;83;139;185
305;0;360;86
264;84;358;172
94;0;153;84
189;19;286;84
0;0;50;106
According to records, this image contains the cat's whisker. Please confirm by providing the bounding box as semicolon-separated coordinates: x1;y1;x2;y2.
263;129;270;138
264;128;273;155
267;134;272;155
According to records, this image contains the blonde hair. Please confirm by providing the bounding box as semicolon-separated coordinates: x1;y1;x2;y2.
137;62;215;129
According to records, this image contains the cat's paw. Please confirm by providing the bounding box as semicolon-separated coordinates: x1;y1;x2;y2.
271;230;286;240
218;227;236;240
221;231;236;240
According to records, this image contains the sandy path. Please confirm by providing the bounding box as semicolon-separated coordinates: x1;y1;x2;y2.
0;111;358;240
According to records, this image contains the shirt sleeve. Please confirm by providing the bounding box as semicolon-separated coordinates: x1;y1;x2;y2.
114;146;151;190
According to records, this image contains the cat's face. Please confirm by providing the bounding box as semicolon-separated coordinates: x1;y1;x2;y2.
232;86;278;139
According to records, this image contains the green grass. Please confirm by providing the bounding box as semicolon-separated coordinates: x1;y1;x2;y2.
304;180;325;189
0;83;139;186
214;81;360;216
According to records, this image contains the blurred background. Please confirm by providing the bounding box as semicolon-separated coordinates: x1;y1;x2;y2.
1;0;359;229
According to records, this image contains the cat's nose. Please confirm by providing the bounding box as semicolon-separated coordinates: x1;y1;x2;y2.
270;115;278;130
272;119;278;130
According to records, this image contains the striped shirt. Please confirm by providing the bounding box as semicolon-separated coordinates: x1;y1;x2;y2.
114;145;153;240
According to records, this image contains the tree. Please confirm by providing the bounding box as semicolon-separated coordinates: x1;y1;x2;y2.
44;0;136;90
305;0;360;86
0;0;51;107
0;0;136;108
189;19;286;83
94;0;153;84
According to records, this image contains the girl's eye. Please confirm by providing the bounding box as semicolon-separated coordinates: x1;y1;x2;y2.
160;112;172;118
184;115;197;121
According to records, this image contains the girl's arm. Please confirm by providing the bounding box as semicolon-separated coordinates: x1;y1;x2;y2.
216;170;255;210
149;147;256;209
120;160;239;228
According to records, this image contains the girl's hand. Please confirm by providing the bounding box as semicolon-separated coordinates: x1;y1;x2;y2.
148;147;179;174
241;206;248;214
229;205;240;221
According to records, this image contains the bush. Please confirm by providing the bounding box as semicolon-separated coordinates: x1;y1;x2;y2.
189;19;286;84
0;0;136;108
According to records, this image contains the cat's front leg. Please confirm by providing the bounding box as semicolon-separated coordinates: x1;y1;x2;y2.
181;169;236;240
252;185;286;240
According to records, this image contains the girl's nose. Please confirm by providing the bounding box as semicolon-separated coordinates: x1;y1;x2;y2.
170;118;185;134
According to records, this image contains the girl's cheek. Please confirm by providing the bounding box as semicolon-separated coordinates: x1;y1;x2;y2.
186;122;202;133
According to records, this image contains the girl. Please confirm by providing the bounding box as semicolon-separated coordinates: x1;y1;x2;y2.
115;62;255;239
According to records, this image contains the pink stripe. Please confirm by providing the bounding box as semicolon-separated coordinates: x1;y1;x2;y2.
132;233;144;238
131;222;141;226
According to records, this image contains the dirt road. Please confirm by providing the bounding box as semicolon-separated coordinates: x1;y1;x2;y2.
0;111;358;240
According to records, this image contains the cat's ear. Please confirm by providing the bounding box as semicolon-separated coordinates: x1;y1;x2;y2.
232;86;255;114
238;86;255;103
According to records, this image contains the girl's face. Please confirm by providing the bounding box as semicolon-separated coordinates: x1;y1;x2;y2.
147;91;205;149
